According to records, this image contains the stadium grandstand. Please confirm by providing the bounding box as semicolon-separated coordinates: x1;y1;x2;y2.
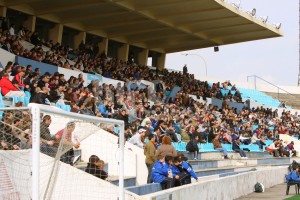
0;0;298;200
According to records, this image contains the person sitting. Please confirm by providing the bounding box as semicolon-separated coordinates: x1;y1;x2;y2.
232;138;247;159
213;134;229;159
151;155;175;190
85;155;108;180
0;73;25;97
286;141;296;157
186;134;199;160
286;165;300;185
173;156;199;186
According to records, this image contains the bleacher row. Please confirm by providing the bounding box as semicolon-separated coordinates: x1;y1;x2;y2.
171;139;274;153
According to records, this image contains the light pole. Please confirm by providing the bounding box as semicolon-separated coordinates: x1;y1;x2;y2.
182;53;208;76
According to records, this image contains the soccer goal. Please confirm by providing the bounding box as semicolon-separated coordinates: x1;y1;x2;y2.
0;103;137;200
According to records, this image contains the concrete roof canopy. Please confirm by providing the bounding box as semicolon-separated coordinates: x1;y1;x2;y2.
2;0;283;53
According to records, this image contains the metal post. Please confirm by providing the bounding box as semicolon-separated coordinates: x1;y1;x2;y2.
254;76;257;90
119;123;125;200
278;88;280;100
31;104;40;200
182;53;208;76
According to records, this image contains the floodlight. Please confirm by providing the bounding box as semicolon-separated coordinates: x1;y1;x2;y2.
246;8;256;16
274;23;281;29
260;16;268;23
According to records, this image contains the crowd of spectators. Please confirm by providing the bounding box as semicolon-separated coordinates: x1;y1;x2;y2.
0;22;299;169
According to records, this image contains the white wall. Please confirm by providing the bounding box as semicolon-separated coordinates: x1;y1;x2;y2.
143;166;287;200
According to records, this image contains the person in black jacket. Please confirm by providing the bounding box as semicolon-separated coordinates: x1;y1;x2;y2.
186;134;199;160
85;155;108;180
232;138;247;159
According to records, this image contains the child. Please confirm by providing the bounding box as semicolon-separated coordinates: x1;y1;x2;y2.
286;165;300;183
151;155;175;190
173;156;199;185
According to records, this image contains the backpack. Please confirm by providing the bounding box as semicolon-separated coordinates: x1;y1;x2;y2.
254;182;264;193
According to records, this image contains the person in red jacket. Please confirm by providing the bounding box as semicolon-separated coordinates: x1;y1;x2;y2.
12;70;27;90
0;73;25;97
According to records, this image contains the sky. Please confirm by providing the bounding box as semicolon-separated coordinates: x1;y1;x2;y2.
164;0;299;86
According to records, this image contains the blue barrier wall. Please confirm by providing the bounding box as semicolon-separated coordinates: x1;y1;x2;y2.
16;56;58;75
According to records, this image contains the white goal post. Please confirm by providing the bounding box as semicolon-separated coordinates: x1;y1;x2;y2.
0;103;126;200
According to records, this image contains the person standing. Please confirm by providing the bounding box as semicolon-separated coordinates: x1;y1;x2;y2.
144;134;156;183
55;122;80;165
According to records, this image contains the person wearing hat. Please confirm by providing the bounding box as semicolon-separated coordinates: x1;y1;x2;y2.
128;128;146;148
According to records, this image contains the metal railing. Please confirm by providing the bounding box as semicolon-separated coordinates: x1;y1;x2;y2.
246;75;298;101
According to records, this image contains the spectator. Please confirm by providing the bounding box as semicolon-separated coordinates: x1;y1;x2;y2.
286;141;296;157
55;122;80;165
186;134;199;160
40;115;56;157
144;134;156;183
173;156;199;185
128;128;146;148
213;134;229;159
232;138;247;159
155;136;177;158
85;155;108;180
151;155;175;190
0;73;25;97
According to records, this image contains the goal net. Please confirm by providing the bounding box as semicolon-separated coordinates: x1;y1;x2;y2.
0;104;138;200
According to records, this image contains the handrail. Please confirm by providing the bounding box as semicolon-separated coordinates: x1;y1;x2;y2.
246;75;299;100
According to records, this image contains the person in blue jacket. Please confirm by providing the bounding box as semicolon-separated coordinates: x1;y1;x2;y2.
151;155;175;190
165;155;180;178
173;156;199;185
286;165;300;183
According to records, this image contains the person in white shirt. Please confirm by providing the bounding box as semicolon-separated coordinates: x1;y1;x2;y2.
128;128;146;148
9;24;15;35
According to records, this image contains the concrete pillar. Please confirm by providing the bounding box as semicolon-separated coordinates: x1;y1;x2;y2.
157;53;166;70
23;15;36;32
137;49;149;66
49;24;63;44
0;6;7;18
73;31;86;50
117;44;129;61
99;38;108;55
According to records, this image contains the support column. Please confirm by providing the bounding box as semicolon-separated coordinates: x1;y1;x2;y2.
137;49;149;66
23;15;36;32
157;53;166;70
73;31;86;50
0;6;7;18
49;24;63;44
117;44;129;61
99;38;108;55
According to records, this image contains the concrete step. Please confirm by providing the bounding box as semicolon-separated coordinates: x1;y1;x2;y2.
194;162;290;177
183;151;273;160
75;162;136;187
110;176;136;187
188;157;291;170
126;183;161;196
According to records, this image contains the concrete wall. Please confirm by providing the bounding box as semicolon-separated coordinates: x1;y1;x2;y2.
142;166;288;200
